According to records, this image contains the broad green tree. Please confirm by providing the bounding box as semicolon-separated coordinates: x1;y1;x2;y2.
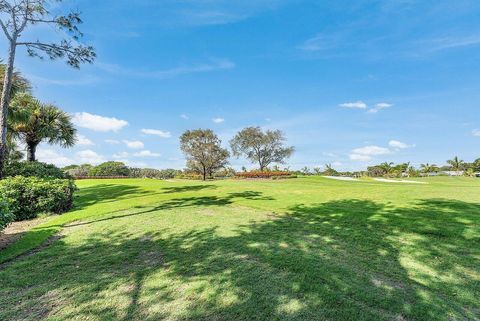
180;129;229;181
9;93;76;161
0;0;95;176
230;126;294;171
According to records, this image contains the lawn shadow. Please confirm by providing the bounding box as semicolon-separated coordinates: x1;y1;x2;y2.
1;198;478;320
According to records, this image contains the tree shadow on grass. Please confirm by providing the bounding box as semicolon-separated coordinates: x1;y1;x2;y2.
161;185;217;194
65;190;275;228
0;198;478;321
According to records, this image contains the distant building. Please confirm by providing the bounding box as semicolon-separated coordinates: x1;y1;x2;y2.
441;171;465;176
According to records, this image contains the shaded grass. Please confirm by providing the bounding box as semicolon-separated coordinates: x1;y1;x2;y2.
0;177;479;320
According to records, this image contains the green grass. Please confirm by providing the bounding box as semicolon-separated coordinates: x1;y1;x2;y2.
1;177;479;320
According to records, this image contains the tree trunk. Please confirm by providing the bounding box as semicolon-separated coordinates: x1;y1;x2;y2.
26;142;37;162
0;41;16;178
202;165;206;181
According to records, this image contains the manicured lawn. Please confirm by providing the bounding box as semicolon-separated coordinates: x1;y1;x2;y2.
1;177;479;320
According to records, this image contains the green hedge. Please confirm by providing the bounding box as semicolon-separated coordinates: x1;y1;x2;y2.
0;197;13;231
0;176;76;221
4;161;68;179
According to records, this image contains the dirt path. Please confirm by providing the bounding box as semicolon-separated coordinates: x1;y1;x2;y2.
0;217;50;251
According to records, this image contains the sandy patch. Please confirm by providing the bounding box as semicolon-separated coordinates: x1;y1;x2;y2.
323;176;359;181
373;178;427;184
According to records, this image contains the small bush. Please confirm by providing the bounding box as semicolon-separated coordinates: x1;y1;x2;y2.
4;161;68;179
0;176;76;221
0;197;13;232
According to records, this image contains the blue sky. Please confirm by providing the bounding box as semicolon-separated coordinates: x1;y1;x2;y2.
3;0;480;170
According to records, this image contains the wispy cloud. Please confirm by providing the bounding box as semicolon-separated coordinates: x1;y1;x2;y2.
212;117;225;123
180;114;189;120
339;101;367;109
97;58;234;79
424;34;480;52
472;129;480;137
368;103;393;113
141;129;172;138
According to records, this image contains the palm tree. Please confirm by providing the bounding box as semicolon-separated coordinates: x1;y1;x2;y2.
8;93;76;161
447;156;465;172
420;163;438;174
378;162;394;176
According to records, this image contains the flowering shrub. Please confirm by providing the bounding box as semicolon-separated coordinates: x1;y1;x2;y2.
235;171;292;179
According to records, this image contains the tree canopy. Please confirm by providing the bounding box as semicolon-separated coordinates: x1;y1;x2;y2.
230;126;294;171
180;129;229;180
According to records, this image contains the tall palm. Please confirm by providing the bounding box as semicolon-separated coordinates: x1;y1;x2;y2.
8;93;76;161
447;156;465;171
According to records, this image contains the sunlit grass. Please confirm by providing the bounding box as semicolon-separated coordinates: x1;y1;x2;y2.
1;177;479;320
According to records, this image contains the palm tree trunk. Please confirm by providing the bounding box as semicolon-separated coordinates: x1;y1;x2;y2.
26;142;37;162
0;41;17;177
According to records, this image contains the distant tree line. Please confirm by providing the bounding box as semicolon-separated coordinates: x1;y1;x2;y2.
63;162;183;179
296;157;480;178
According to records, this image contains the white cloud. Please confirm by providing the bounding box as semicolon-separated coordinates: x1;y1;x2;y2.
76;134;94;146
133;150;161;157
76;149;105;164
123;140;144;149
73;112;128;132
36;149;74;167
349;154;372;161
105;139;120;145
180;114;189;119
339;101;367;109
368;103;393;113
141;129;172;138
212;117;225;123
472;129;480;137
388;140;412;149
352;145;391;156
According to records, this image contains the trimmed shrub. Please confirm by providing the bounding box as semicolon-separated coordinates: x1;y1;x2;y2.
4;161;68;179
0;176;76;221
0;197;13;232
